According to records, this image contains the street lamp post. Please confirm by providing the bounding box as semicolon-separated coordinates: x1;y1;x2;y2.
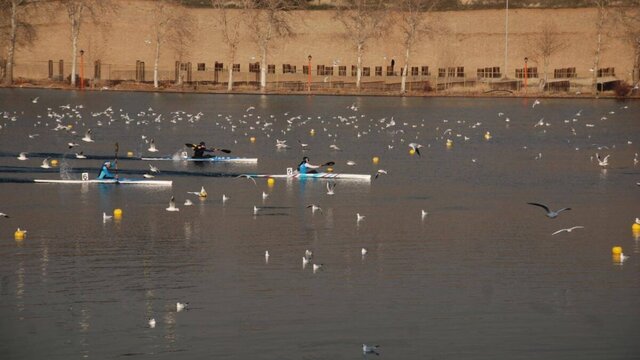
79;49;85;90
307;55;312;92
524;57;528;92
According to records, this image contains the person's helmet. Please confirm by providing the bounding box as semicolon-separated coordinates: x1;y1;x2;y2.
199;141;206;146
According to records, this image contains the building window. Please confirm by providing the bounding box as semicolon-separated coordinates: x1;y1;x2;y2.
338;66;346;76
411;67;419;76
303;65;309;75
233;64;240;72
362;67;370;76
267;64;275;74
421;66;429;76
515;67;538;78
456;67;464;77
597;67;615;77
249;62;260;73
317;65;325;76
325;66;333;76
214;62;223;71
375;66;382;76
283;64;295;74
386;66;395;76
553;67;577;78
351;65;357;77
477;67;501;79
197;63;206;71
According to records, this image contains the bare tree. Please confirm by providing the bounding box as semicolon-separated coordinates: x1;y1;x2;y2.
335;0;388;89
211;1;245;91
529;21;566;91
59;0;112;87
0;0;36;85
591;0;612;95
244;0;300;90
150;0;191;88
614;0;640;85
394;0;439;94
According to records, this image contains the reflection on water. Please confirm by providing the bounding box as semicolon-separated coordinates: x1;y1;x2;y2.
0;89;639;359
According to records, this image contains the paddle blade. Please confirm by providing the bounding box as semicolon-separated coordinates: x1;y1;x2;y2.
218;149;232;154
322;161;335;167
185;143;196;149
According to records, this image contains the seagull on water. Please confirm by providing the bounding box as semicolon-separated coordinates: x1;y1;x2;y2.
326;181;336;195
0;212;9;218
148;318;156;328
527;203;571;219
552;226;584;235
102;212;112;222
421;209;428;220
222;194;230;203
176;302;188;312
41;158;51;169
265;251;270;262
374;169;387;179
302;256;310;268
31;97;39;103
187;186;207;198
329;144;341;151
361;247;368;256
143;174;155;178
357;213;365;223
81;129;94;142
305;249;313;259
346;160;357;166
408;143;423;156
363;344;380;356
184;199;193;206
619;253;629;262
75;152;86;159
17;152;28;161
262;191;269;200
147;138;159;152
166;196;179;212
312;263;323;273
307;204;323;215
253;205;260;215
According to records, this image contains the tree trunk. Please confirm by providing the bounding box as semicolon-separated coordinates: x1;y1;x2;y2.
227;66;233;92
154;39;160;88
70;28;78;86
401;48;410;94
356;44;362;89
260;47;267;90
541;57;549;91
3;1;18;85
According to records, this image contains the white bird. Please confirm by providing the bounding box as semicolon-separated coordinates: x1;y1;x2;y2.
148;318;156;328
326;181;336;195
298;140;309;149
0;212;10;218
421;209;428;220
307;204;322;214
346;160;357;166
361;247;368;256
28;133;39;139
532;99;541;108
527;203;571;219
356;213;365;223
166;196;179;212
40;158;51;169
262;191;269;200
246;106;255;112
68;142;80;149
253;205;260;215
176;302;188;312
81;129;94;142
237;174;257;186
408;142;423;156
596;153;610;167
222;194;230;203
102;212;112;222
635;218;640;225
149;164;160;173
329;144;341;151
147;138;159;152
363;344;380;356
17;152;28;161
31;97;39;103
302;256;310;268
265;250;270;262
312;263;323;273
551;226;584;235
275;139;289;149
184;199;193;206
534;118;545;127
619;253;629;262
374;169;387;179
143;174;155;179
305;249;313;259
75;152;86;159
187;186;207;198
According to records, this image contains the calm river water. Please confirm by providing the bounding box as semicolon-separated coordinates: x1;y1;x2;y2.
0;89;639;359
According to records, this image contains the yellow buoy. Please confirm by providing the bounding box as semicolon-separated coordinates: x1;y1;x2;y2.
632;223;640;231
267;178;275;186
51;159;59;166
113;208;123;219
250;136;256;143
14;228;26;240
372;156;380;164
446;139;453;148
484;131;492;140
127;151;134;157
409;149;416;155
326;167;334;173
612;246;622;255
310;129;315;136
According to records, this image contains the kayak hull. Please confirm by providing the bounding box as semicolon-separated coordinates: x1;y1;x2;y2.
142;156;257;163
34;179;172;186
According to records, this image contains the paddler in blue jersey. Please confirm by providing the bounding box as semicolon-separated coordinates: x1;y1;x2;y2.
297;156;320;174
97;161;117;179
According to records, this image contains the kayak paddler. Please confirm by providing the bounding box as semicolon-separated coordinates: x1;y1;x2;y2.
297;156;320;174
97;161;117;179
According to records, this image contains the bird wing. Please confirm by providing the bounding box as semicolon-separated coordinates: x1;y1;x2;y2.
169;196;175;207
527;202;550;213
551;229;567;235
556;208;572;213
570;226;584;231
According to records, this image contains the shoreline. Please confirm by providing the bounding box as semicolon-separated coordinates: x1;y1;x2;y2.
2;81;638;100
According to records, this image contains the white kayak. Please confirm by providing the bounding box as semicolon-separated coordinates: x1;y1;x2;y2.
142;153;257;163
34;173;171;186
247;168;371;181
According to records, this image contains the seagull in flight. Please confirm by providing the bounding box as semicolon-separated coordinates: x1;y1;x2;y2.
532;99;541;108
552;226;584;235
166;196;180;212
17;152;28;161
75;152;86;159
527;203;571;219
184;199;193;206
31;97;39;103
149;164;160;173
329;144;341;151
68;142;80;149
408;143;423;156
40;158;51;169
148;318;156;328
356;213;365;223
0;212;9;218
374;169;387;179
326;181;336;195
102;212;113;222
596;153;610;167
237;174;257;186
187;186;207;198
362;344;380;356
81;129;94;142
176;302;188;312
147;138;159;152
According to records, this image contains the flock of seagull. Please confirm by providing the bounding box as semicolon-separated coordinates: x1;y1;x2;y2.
1;94;638;356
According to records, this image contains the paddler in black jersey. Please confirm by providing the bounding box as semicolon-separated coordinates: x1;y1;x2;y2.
189;142;215;159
